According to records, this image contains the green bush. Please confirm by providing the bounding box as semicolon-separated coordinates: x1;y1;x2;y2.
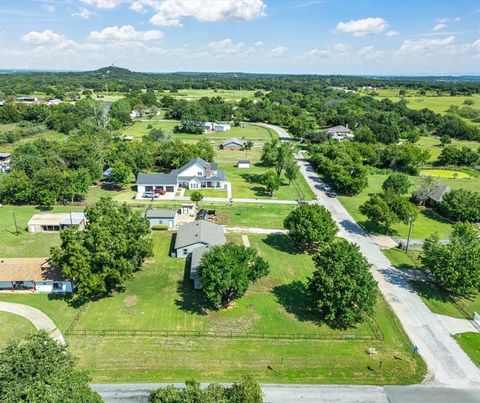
151;224;169;231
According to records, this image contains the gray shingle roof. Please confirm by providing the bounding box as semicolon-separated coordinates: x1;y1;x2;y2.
136;173;178;185
59;212;86;226
145;208;177;219
324;125;351;134
190;245;208;279
222;138;245;147
176;157;217;173
428;186;452;203
174;221;225;250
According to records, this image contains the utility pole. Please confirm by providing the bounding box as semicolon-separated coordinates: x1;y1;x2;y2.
12;210;19;235
405;215;414;253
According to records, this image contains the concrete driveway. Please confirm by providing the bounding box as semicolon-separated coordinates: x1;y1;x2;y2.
0;301;64;344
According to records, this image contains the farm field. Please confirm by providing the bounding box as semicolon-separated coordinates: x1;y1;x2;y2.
0;124;65;153
0;312;35;348
168;89;258;102
0;232;425;383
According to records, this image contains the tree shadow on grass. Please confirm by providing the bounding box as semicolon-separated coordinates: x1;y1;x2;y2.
357;219;400;237
174;257;207;316
410;280;453;304
273;281;321;325
261;233;302;255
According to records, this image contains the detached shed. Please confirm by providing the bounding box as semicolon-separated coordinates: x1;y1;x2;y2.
144;208;177;229
237;160;250;169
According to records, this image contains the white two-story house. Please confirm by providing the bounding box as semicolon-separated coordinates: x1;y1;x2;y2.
136;157;227;199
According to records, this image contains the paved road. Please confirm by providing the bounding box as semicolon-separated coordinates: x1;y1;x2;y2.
92;383;480;403
0;301;64;344
259;123;480;387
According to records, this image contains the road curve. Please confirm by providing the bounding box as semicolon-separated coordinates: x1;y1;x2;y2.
257;122;480;387
0;301;64;344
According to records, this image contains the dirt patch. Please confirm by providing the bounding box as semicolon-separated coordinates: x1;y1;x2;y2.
123;295;138;307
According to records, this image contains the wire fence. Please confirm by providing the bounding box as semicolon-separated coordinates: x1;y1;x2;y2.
65;328;381;341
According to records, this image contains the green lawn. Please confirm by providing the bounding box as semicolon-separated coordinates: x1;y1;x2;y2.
0;312;35;348
385;248;480;320
338;174;454;240
0;205;85;257
453;333;480;367
372;91;480;127
416;136;480;162
122;121;277;142
419;169;472;179
169;89;258;102
0;124;65;153
0;232;425;383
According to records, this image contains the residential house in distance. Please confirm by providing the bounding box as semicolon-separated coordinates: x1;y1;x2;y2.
16;96;38;104
237;160;251;169
0;258;73;293
47;99;62;106
130;109;141;119
27;212;86;233
215;123;231;132
0;100;5;106
136;157;227;199
0;152;11;173
221;138;246;150
204;121;215;132
413;185;452;207
325;125;355;141
144;208;178;229
174;221;226;289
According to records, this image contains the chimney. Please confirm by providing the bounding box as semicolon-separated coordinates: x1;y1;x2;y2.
205;162;212;178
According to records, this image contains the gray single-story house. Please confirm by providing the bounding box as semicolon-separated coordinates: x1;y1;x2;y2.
427;185;452;206
325;125;354;141
145;208;177;229
190;245;208;289
174;220;226;258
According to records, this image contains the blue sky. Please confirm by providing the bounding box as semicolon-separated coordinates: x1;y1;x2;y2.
0;0;479;74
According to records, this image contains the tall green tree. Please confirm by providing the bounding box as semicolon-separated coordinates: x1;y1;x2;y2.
199;244;269;308
284;159;299;184
51;197;153;299
110;160;132;188
284;205;338;252
190;190;204;206
0;331;101;402
308;239;377;329
382;172;411;195
360;193;399;233
420;223;480;296
261;170;281;197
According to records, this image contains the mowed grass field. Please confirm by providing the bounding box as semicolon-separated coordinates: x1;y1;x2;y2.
0;205;85;257
415;136;480;162
0;232;425;383
170;89;258;102
370;89;480;127
0;312;35;348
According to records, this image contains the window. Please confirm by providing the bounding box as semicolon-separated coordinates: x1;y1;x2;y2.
197;171;203;176
53;282;62;291
146;186;153;191
183;248;188;255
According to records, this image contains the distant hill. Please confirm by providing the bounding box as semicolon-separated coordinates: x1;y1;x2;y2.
89;66;135;77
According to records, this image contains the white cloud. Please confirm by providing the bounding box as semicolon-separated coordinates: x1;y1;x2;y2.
88;25;164;42
254;41;264;47
207;38;244;54
399;36;456;53
386;30;399;37
472;38;480;50
72;8;93;19
336;17;388;37
358;45;384;60
433;23;447;31
22;30;78;49
305;43;351;59
41;4;56;13
131;0;267;27
80;0;127;9
267;46;288;57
